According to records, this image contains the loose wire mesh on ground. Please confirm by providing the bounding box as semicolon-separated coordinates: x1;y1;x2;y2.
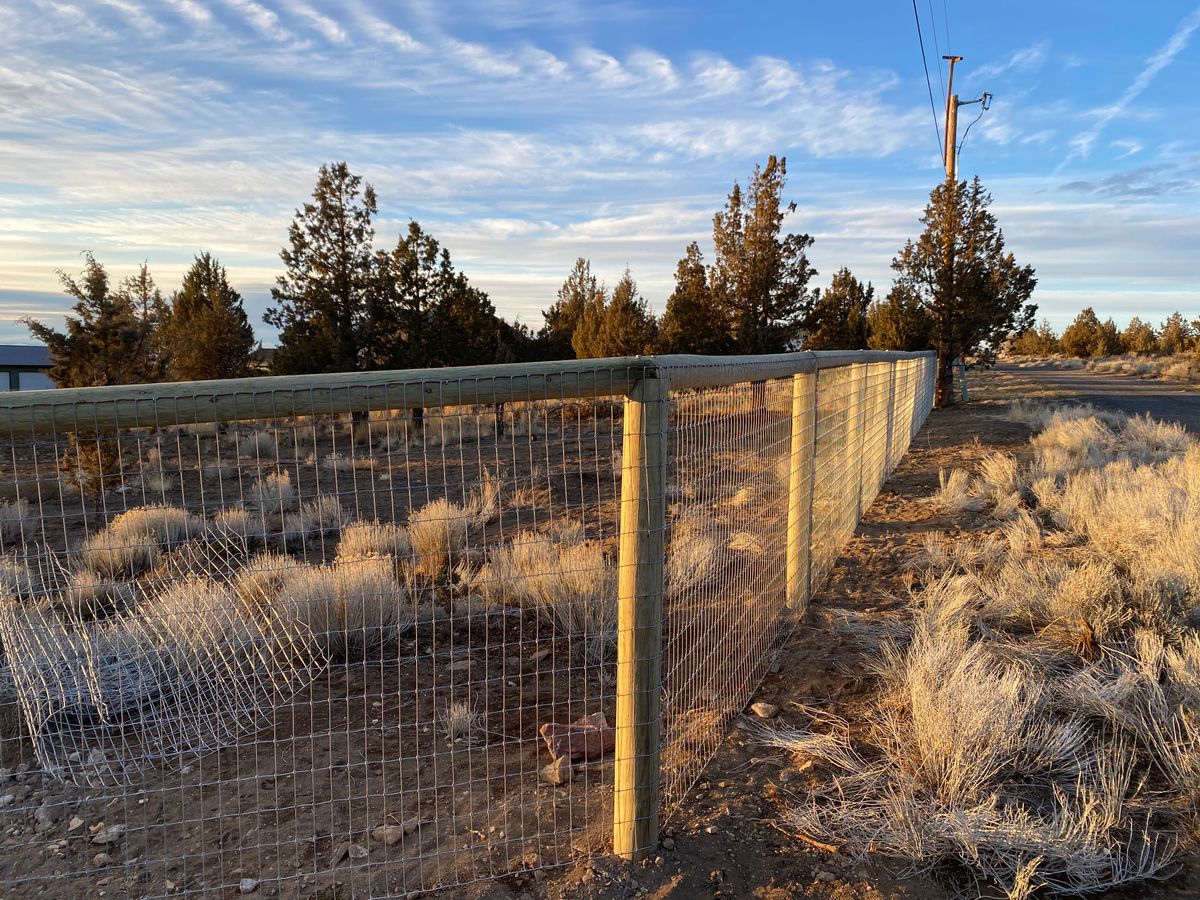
0;352;933;896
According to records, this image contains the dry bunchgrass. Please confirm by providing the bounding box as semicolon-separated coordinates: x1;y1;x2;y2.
209;506;267;546
932;468;984;515
440;699;483;743
274;557;412;659
407;498;471;578
767;404;1198;897
667;511;724;596
337;521;410;561
0;499;31;544
472;526;616;645
283;496;347;545
76;505;203;579
247;471;296;514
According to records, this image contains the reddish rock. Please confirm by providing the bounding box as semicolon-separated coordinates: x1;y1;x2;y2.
538;712;616;761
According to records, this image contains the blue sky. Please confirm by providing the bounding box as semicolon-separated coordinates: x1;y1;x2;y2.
1;1;1198;345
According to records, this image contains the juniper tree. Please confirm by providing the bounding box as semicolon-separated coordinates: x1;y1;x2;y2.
265;162;377;374
867;284;933;352
21;254;161;493
657;242;731;354
709;155;817;353
23;253;159;388
891;177;1036;406
1158;312;1193;355
1060;307;1103;358
1007;318;1060;356
1121;317;1159;355
542;258;604;360
572;269;656;358
803;267;872;350
162;253;256;380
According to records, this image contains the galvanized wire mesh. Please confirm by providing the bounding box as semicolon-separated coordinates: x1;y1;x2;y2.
0;352;933;896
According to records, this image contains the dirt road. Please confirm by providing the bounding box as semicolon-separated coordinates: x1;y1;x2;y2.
993;362;1200;430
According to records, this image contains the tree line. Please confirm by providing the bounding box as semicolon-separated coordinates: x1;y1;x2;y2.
28;157;1036;408
1010;310;1200;359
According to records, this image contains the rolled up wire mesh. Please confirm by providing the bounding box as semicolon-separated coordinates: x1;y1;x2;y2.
0;352;934;896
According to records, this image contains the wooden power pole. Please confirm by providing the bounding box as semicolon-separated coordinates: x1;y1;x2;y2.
942;55;963;183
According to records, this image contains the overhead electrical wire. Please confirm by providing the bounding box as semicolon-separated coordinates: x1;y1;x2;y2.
927;0;945;102
911;0;944;162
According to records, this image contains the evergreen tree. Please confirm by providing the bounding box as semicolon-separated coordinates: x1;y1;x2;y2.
1159;312;1193;355
657;242;731;354
803;267;872;350
1060;307;1102;358
891;177;1037;406
1095;317;1123;357
542;258;603;360
23;253;159;387
264;162;377;374
117;262;170;380
162;253;256;380
363;221;500;369
597;270;657;357
866;284;933;352
1121;317;1158;355
709;155;817;352
1008;318;1060;356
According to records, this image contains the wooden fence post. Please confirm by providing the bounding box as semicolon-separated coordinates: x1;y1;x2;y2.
786;372;816;611
613;371;669;861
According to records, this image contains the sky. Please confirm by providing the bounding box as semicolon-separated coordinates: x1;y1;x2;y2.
1;0;1198;345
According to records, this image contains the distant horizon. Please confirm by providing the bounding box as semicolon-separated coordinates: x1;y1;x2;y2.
3;1;1198;345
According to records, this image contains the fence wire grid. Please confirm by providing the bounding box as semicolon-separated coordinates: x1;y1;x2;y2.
0;351;934;897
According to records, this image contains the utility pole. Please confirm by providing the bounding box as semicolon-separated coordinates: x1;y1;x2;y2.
942;55;962;183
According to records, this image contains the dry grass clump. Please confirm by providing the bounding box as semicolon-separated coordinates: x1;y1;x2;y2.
0;556;39;601
440;699;483;744
408;498;471;578
233;552;298;609
666;510;724;596
77;504;203;579
273;557;411;658
283;496;347;545
321;452;379;473
210;506;267;546
767;405;1200;897
247;471;296;514
237;429;278;459
932;468;984;515
337;521;410;561
0;499;31;544
472;525;616;643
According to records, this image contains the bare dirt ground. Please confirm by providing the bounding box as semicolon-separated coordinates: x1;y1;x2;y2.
484;368;1200;900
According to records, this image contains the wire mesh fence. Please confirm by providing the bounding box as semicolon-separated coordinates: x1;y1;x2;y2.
0;351;933;897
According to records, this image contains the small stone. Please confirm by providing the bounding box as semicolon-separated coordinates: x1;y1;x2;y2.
816;870;836;883
348;843;368;860
528;647;552;668
539;755;573;786
704;825;719;834
92;824;126;845
750;702;779;719
660;837;675;851
372;818;421;846
0;795;15;808
769;660;782;674
330;842;351;867
68;817;84;832
92;852;112;868
239;877;260;893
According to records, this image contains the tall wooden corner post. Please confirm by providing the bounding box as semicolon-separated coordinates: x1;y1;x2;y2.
613;371;669;861
786;371;816;612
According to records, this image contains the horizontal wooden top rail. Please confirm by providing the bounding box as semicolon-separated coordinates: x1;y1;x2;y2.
0;350;934;435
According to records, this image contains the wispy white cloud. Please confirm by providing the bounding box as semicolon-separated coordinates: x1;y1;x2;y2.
163;0;212;26
1111;138;1143;159
693;56;744;96
976;41;1049;79
280;0;348;44
1061;5;1200;168
576;47;632;87
221;0;292;42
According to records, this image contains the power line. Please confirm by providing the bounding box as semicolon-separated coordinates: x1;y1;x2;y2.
927;0;945;102
942;0;951;51
911;0;944;162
